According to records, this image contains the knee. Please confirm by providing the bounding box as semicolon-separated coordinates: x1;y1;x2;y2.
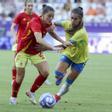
41;70;49;77
17;69;25;76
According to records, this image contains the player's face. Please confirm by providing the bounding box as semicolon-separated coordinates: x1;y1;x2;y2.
43;11;54;25
71;12;81;28
25;2;34;13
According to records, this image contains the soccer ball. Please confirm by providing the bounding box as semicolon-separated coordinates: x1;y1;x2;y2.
39;93;56;108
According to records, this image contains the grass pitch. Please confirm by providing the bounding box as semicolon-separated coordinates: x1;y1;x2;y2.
0;50;112;112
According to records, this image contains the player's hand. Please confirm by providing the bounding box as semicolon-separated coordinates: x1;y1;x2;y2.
55;41;73;49
35;44;48;52
63;41;73;48
55;44;66;49
52;46;64;52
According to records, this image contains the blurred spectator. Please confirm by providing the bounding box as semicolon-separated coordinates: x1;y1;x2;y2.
0;12;12;49
1;0;112;50
86;6;97;16
85;0;107;22
58;0;71;20
74;0;81;3
63;0;71;12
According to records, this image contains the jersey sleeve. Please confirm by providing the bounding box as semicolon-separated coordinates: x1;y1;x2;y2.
61;20;67;28
30;18;41;33
61;20;71;29
13;13;22;24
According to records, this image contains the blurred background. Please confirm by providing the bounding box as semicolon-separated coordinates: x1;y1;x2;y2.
0;0;112;53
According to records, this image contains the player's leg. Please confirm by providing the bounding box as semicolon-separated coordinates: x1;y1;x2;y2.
32;61;49;91
26;53;49;104
11;64;16;83
55;63;85;102
10;52;28;105
55;55;71;85
11;44;17;82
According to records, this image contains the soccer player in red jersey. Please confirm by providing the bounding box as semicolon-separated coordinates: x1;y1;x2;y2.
11;0;38;84
10;4;71;105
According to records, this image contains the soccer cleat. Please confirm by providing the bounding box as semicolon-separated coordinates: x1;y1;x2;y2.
9;97;17;105
26;91;37;105
54;94;61;103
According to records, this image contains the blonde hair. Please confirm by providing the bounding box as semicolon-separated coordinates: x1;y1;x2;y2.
25;0;34;6
24;0;34;11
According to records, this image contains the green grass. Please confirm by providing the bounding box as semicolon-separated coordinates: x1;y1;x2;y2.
0;50;112;112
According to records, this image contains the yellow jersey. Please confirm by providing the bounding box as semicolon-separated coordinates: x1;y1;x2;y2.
61;20;88;63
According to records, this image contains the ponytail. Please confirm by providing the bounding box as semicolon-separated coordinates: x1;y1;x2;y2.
42;4;54;14
72;7;83;18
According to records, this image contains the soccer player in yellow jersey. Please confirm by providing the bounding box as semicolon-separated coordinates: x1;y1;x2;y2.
54;7;89;102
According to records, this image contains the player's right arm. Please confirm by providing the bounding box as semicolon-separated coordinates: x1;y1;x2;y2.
10;13;22;44
34;32;54;50
34;32;63;51
10;23;17;44
31;18;62;51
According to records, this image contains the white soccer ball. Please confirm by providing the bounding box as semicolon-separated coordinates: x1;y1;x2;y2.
39;93;56;108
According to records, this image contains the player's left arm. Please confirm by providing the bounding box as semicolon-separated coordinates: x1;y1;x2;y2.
48;30;72;48
48;29;64;44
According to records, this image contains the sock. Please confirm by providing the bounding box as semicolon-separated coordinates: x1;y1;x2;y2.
66;78;74;85
57;83;70;96
55;70;64;79
57;78;74;96
12;68;16;80
30;74;47;93
12;80;21;97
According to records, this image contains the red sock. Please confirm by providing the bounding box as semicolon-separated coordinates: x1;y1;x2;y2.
30;74;47;92
12;68;16;80
12;80;21;97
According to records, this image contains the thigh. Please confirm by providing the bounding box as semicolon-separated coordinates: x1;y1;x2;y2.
56;55;72;73
67;68;79;80
30;52;46;65
15;51;28;68
67;63;86;80
71;63;85;74
34;61;49;76
56;61;69;73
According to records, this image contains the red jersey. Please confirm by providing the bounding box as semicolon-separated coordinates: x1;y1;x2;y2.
13;12;38;42
17;16;52;55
